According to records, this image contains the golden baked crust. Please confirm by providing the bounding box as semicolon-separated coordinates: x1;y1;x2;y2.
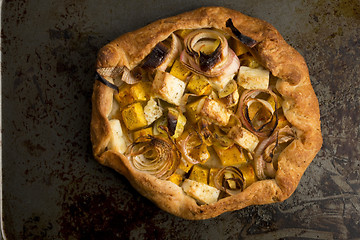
91;6;322;220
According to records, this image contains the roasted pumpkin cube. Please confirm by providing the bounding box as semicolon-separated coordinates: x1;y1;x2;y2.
115;82;150;107
189;165;209;184
213;144;247;166
121;102;148;131
209;168;220;187
133;127;153;141
239;164;256;188
185;97;206;123
115;85;132;107
186;75;212;95
130;82;148;101
229;37;248;56
168;173;183;186
239;54;260;68
267;94;283;110
277;113;290;129
178;160;193;173
169;59;191;81
175;29;193;39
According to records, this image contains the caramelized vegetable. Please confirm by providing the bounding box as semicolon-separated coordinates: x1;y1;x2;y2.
128;135;180;179
213;144;247;166
167;108;187;138
186;74;212;96
226;19;258;48
122;102;148;131
214;166;245;195
188;165;209;184
142;42;169;69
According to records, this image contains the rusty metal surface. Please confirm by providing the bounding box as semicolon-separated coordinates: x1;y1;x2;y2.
1;0;359;239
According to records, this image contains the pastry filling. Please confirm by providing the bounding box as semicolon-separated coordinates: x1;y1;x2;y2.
98;21;295;205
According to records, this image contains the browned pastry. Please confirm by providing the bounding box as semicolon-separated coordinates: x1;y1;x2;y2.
90;6;322;220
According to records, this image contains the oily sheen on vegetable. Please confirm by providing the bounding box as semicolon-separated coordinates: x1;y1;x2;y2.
91;7;322;220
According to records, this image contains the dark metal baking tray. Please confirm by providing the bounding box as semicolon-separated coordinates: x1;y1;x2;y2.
1;0;359;239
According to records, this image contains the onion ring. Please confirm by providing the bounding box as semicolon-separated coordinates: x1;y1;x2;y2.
214;166;245;195
128;135;180;179
237;89;279;138
180;29;239;78
254;126;295;180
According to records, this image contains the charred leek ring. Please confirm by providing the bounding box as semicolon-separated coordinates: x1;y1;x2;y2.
180;29;240;78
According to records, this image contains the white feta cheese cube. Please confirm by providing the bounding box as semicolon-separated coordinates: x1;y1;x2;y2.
200;98;232;126
237;66;269;90
108;119;127;154
152;71;186;106
182;179;220;204
144;98;163;125
228;126;259;152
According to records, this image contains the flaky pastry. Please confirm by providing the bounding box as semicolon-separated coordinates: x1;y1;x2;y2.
91;7;322;220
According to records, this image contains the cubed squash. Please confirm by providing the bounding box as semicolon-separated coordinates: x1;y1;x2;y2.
267;94;283;110
186;75;212;95
175;29;193;39
121;102;148;131
168;173;183;186
185;97;206;123
114;84;132;107
133;127;153;141
189;165;209;184
239;54;260;68
130;82;148;101
181;179;220;204
209;168;220;187
169;59;191;81
152;70;186;106
115;82;150;107
237;66;269;90
213;144;247;166
277;113;290;129
178;160;193;173
239;164;256;188
229;38;248;56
